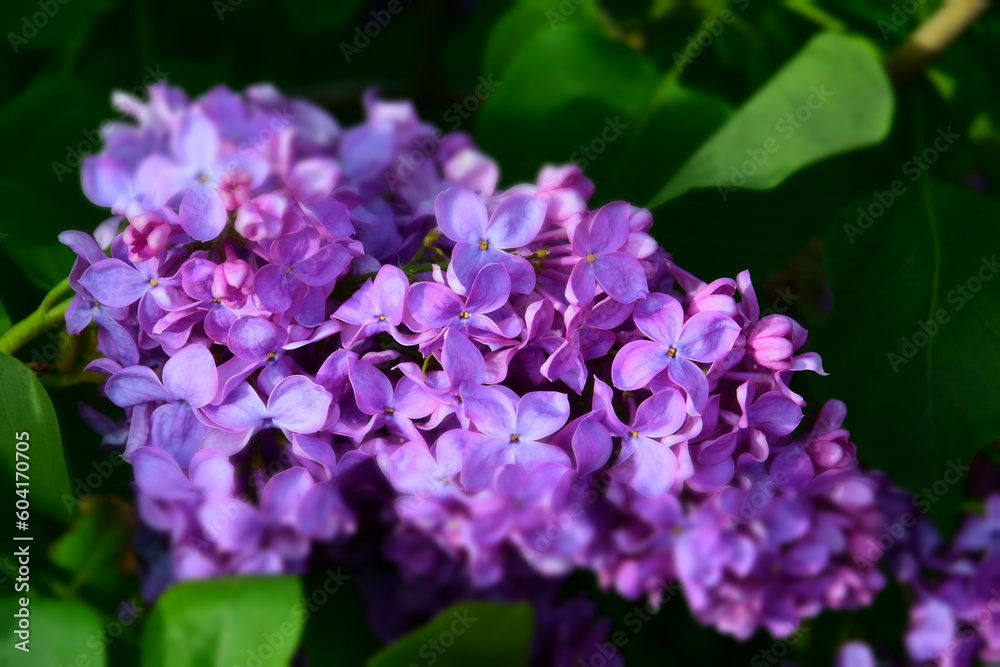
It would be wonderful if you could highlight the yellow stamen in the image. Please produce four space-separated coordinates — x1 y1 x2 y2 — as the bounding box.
667 347 677 358
479 240 489 250
509 434 520 443
458 311 470 319
586 253 596 263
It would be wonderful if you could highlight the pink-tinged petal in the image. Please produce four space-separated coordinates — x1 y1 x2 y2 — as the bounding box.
566 260 596 305
587 201 631 254
294 243 352 286
198 498 263 552
465 263 511 314
162 345 218 408
372 265 408 322
60 230 107 268
497 252 536 295
378 441 444 496
287 157 340 203
633 389 686 438
298 480 354 539
172 112 219 171
593 252 648 303
487 194 546 248
254 265 293 313
435 187 488 244
462 385 515 437
80 259 149 308
789 351 827 374
515 392 569 441
666 357 709 412
611 341 670 391
678 311 740 363
633 293 683 346
348 360 393 415
133 156 192 208
268 375 332 434
572 414 612 474
180 258 217 300
511 440 571 473
618 436 677 497
94 313 140 367
179 182 227 241
442 329 485 387
105 366 171 407
149 403 209 468
261 468 315 523
81 156 131 209
303 198 354 238
189 449 235 497
461 433 512 491
202 382 267 430
748 392 803 436
132 446 196 500
228 317 288 361
393 377 437 419
448 242 488 291
408 283 461 329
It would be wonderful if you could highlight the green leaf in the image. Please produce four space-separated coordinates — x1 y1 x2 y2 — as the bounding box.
815 180 1000 530
0 296 9 333
476 26 659 186
607 76 734 205
0 77 106 289
482 0 605 78
50 497 133 597
0 0 115 52
143 576 304 667
284 0 362 33
0 597 106 666
368 601 533 667
649 32 893 206
0 351 72 521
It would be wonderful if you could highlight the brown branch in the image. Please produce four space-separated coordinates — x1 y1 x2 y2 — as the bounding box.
887 0 992 85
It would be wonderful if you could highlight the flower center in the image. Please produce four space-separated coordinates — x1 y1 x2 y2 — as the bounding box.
458 311 470 319
586 253 596 263
285 266 293 274
509 434 520 443
266 352 276 360
384 407 395 414
667 346 678 358
149 278 159 286
629 430 639 438
479 240 489 250
378 315 387 321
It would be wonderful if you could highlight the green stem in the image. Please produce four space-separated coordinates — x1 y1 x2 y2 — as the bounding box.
0 298 73 356
39 278 72 313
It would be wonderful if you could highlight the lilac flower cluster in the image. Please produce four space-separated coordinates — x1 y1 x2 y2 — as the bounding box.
64 82 888 655
854 485 1000 665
